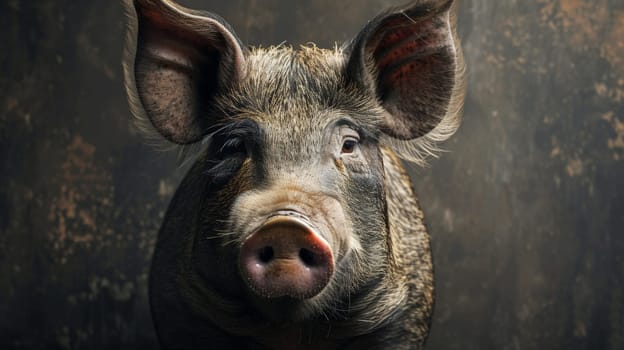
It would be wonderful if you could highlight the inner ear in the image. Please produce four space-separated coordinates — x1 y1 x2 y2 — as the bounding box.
124 0 246 144
346 0 462 141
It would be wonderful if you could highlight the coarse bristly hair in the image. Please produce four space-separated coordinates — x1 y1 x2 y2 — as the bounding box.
122 0 465 168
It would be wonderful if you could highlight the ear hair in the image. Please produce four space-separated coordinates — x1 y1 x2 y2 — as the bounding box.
346 0 465 165
123 0 164 147
122 0 245 147
383 11 465 167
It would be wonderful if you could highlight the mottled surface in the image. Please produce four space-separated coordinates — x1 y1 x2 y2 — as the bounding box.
0 0 622 349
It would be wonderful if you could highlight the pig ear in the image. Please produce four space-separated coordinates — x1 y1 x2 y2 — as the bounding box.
123 0 245 144
346 0 465 162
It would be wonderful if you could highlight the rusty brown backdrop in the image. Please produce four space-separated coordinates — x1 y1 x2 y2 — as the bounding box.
1 0 623 349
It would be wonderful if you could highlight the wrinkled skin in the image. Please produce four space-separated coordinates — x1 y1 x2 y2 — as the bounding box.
122 0 465 349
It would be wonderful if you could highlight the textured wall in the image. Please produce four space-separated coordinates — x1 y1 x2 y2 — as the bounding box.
1 0 622 349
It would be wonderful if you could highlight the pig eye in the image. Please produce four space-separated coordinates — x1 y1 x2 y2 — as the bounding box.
218 137 247 158
341 138 358 154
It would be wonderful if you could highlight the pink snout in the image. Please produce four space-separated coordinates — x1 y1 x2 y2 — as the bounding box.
239 215 334 299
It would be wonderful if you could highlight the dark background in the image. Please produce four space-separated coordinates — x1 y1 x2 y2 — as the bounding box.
1 0 623 349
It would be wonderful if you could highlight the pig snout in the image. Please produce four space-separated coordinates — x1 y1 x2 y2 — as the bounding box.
239 213 334 300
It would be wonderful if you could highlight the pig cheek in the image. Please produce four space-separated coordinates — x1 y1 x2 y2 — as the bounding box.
212 160 258 243
326 201 359 261
332 157 385 259
344 166 387 241
193 161 256 286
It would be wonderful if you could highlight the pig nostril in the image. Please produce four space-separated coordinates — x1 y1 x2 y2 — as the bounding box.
299 248 316 267
239 217 336 299
258 246 274 263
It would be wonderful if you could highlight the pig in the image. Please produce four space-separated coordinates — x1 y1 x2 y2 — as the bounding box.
122 0 464 349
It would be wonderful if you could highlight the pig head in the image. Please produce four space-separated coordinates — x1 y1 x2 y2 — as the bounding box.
122 0 464 349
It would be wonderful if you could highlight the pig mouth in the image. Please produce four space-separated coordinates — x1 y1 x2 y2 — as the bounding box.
238 211 335 300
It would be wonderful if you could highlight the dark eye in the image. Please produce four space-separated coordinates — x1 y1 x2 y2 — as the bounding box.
341 138 358 154
218 137 247 158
